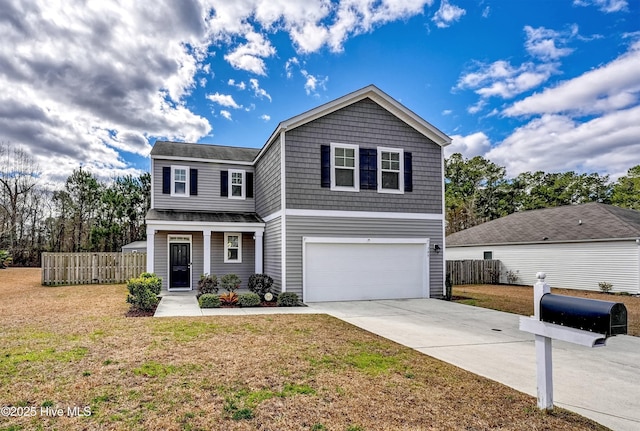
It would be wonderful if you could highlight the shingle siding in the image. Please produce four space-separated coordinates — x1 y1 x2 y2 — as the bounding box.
153 159 255 212
285 215 444 300
285 99 443 213
255 139 281 217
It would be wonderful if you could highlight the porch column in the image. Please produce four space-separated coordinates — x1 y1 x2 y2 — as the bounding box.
203 229 211 275
254 230 263 274
146 227 155 273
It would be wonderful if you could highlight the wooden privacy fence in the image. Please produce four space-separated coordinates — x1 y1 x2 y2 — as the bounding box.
41 252 147 285
446 259 502 285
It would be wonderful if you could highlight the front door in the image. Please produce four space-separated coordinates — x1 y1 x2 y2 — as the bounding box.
170 242 191 289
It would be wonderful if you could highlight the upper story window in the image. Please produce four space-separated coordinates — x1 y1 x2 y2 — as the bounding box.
171 165 189 196
331 143 359 191
377 147 404 194
229 169 245 199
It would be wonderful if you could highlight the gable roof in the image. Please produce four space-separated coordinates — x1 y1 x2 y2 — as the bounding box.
447 203 640 247
151 141 259 164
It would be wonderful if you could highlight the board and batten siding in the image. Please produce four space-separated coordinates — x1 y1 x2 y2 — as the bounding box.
264 217 282 292
255 139 281 217
446 240 640 294
210 232 255 290
284 98 443 214
285 215 444 300
153 159 255 213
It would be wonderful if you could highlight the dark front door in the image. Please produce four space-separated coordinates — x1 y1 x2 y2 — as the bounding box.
170 242 191 289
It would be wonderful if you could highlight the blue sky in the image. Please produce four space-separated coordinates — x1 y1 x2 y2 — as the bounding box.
1 0 639 187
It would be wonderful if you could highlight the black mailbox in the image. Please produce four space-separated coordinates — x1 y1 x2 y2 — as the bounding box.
540 294 627 336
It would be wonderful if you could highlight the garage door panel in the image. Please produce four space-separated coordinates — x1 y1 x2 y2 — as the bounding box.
304 241 428 302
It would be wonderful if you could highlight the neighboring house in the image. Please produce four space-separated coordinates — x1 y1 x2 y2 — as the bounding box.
146 85 451 301
446 203 640 294
121 241 147 254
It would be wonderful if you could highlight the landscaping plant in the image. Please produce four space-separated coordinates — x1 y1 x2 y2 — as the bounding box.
198 273 219 297
598 281 613 294
248 273 274 299
221 273 241 292
198 293 221 308
238 293 261 307
220 292 239 306
126 273 161 311
0 250 12 269
277 292 299 307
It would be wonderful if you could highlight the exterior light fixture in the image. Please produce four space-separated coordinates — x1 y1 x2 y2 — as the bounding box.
433 244 441 254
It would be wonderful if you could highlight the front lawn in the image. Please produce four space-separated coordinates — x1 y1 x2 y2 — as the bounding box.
452 284 640 337
0 268 608 430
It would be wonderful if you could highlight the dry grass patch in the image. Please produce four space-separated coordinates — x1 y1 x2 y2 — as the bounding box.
0 268 610 430
453 284 640 336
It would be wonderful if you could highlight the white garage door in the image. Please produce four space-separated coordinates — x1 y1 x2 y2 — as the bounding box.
303 237 429 302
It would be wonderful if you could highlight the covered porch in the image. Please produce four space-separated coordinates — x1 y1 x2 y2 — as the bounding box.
146 210 265 291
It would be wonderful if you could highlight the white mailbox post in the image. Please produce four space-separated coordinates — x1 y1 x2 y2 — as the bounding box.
519 272 619 410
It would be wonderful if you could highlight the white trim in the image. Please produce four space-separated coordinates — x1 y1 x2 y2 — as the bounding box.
146 227 155 273
285 208 443 220
224 232 242 263
228 169 246 200
262 210 282 223
170 165 189 197
330 142 360 192
280 132 287 292
150 158 155 209
167 234 192 291
152 155 254 166
377 146 404 194
146 220 264 233
441 149 447 296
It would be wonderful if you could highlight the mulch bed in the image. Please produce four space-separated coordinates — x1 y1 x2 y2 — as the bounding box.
125 304 158 317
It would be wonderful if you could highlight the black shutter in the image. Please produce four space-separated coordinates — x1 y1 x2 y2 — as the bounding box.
220 171 228 197
404 152 413 192
359 148 377 190
162 167 171 194
246 172 254 198
320 145 331 188
190 169 198 196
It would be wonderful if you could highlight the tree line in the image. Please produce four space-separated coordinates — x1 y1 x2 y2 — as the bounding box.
0 144 150 266
445 153 640 235
1 143 639 266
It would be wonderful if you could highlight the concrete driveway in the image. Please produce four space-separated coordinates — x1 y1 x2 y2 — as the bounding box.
307 299 640 431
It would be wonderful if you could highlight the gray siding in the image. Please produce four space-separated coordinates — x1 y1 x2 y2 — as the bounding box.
210 232 256 290
264 217 282 292
285 98 443 213
153 159 255 212
285 215 444 300
255 139 281 217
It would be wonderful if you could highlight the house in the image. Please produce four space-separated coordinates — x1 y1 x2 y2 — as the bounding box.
121 241 147 254
446 202 640 294
146 85 451 301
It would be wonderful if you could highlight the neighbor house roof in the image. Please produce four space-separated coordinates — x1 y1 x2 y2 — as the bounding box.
447 203 640 247
151 141 260 164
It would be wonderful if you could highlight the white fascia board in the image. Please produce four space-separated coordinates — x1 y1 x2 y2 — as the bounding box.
146 220 264 233
151 154 254 166
303 237 429 245
447 237 639 248
262 211 282 223
286 208 443 220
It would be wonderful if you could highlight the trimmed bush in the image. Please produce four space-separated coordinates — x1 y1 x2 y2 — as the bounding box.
126 273 161 311
247 274 274 299
198 274 219 296
0 250 12 269
277 292 299 307
221 273 241 292
199 293 221 308
598 281 613 294
238 293 261 307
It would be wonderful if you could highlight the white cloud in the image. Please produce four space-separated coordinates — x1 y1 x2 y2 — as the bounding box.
442 109 452 115
223 31 276 75
250 79 272 101
524 26 574 61
260 114 271 122
220 110 233 120
481 6 490 18
228 79 247 90
573 0 628 13
504 41 640 117
206 93 242 109
446 132 492 158
285 57 300 78
301 70 329 96
432 0 466 28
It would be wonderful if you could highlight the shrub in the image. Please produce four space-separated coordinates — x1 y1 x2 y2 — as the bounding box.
506 270 520 285
199 293 221 308
198 274 219 296
238 293 261 307
221 274 241 292
247 274 274 299
277 292 299 307
0 250 12 269
126 274 161 311
598 281 613 294
220 292 239 306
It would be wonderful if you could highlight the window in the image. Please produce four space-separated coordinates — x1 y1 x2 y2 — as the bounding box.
377 147 404 193
331 143 359 191
484 251 493 260
224 233 242 263
171 166 189 196
229 169 245 199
